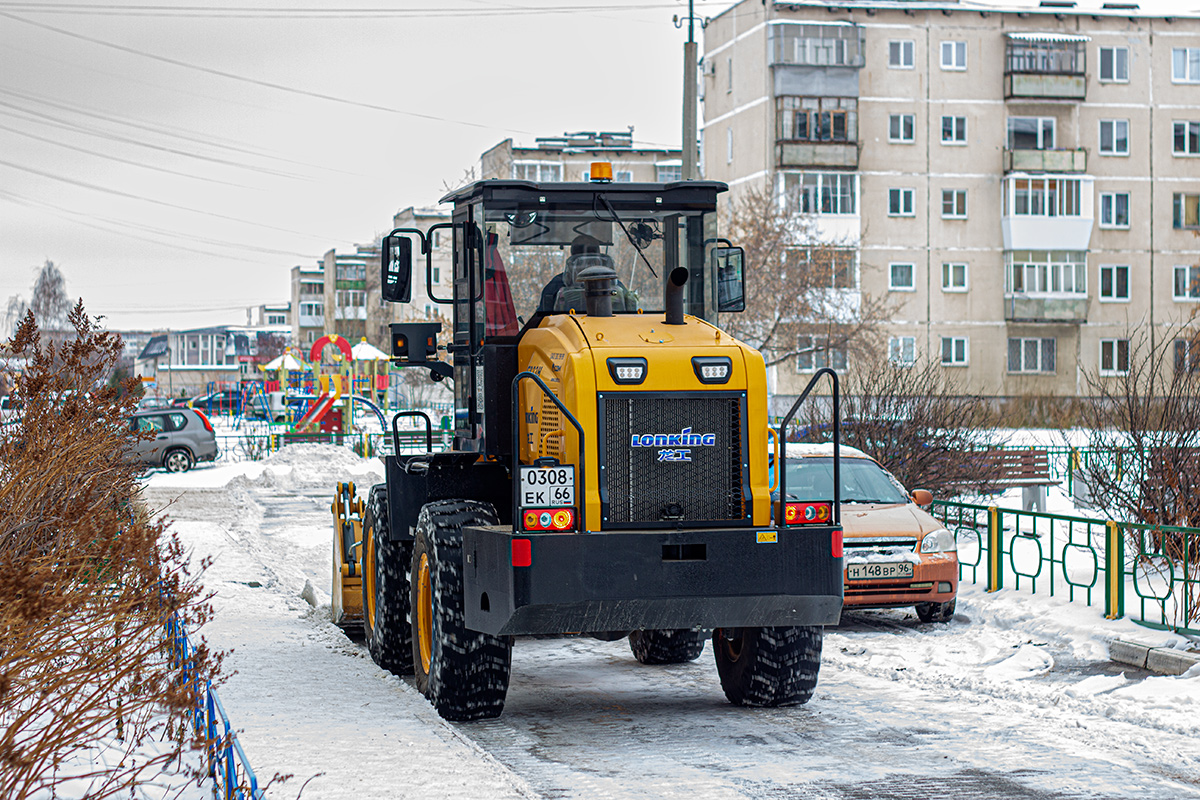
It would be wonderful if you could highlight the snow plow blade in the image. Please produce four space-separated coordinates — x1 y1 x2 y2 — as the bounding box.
331 481 364 632
461 525 844 636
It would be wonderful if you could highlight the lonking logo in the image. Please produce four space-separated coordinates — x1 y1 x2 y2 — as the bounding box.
629 427 717 448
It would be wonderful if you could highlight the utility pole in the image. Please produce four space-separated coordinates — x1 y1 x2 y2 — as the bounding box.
676 2 705 180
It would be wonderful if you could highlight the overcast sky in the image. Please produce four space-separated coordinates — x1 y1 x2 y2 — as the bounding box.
0 0 1191 331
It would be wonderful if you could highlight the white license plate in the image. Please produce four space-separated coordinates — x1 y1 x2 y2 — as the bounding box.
519 465 575 507
847 562 914 581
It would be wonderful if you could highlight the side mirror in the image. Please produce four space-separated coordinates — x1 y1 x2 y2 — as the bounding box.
714 246 746 313
381 235 413 303
911 489 933 506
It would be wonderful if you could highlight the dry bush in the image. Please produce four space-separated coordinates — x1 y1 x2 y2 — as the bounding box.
794 357 1006 498
0 304 220 799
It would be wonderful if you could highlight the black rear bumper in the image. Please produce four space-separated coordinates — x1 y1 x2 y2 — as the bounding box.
462 524 844 636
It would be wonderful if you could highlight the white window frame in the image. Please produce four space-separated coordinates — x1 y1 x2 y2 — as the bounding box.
1099 339 1130 376
1099 46 1129 83
889 113 915 143
1099 264 1130 302
888 187 915 217
889 40 914 69
1099 119 1129 156
1099 192 1130 229
1007 117 1056 151
1173 47 1200 84
726 128 733 164
1174 265 1200 300
1175 338 1200 374
941 336 969 366
941 40 967 71
513 161 563 182
1175 193 1200 230
615 170 633 182
942 189 968 219
942 262 968 292
783 172 858 216
889 262 916 291
1175 121 1200 156
1006 251 1087 296
889 336 916 366
1008 337 1057 374
941 115 967 145
796 335 847 372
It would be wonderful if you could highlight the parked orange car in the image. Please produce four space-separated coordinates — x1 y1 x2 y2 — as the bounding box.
775 443 958 622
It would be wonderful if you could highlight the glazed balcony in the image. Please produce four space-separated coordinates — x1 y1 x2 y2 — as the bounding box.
1004 33 1088 101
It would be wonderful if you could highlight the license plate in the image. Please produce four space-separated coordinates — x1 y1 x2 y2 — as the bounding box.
847 562 914 581
519 465 575 507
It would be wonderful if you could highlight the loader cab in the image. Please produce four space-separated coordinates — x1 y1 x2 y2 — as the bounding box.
382 178 745 458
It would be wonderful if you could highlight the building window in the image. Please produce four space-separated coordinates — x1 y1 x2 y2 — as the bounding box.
1006 38 1085 74
889 262 915 291
300 281 323 295
615 170 633 182
1100 265 1130 302
656 163 682 182
941 40 967 71
513 162 562 181
796 335 847 372
1175 338 1200 373
942 189 968 219
777 97 856 142
941 116 967 145
1099 192 1130 228
889 113 914 143
336 263 366 281
1173 48 1200 83
770 22 864 68
942 262 968 292
1174 265 1200 300
784 172 857 215
792 247 858 289
267 314 285 325
1175 122 1200 156
1099 119 1129 155
727 56 733 93
1006 251 1087 295
889 336 915 366
1005 177 1082 217
888 188 914 216
1099 339 1130 376
1099 46 1129 82
431 266 441 283
1008 337 1056 373
726 128 733 164
1173 194 1200 229
1007 117 1055 150
889 39 914 69
941 337 968 366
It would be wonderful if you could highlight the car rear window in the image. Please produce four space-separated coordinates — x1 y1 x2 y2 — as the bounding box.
167 412 188 431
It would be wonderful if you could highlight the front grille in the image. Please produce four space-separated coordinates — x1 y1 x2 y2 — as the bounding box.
601 394 745 526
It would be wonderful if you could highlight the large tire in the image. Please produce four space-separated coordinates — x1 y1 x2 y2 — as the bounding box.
916 599 956 623
712 626 823 707
362 484 413 675
411 500 512 721
628 629 707 665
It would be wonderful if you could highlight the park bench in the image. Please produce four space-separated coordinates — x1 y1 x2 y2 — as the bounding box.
982 448 1059 513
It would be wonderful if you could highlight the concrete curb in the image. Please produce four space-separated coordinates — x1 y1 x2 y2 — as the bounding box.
1110 640 1200 676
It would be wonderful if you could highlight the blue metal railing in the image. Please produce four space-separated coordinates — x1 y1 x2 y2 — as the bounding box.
167 614 263 800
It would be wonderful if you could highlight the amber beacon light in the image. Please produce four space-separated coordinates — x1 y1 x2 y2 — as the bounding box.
589 161 613 182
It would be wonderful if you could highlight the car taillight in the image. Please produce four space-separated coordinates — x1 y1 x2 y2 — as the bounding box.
784 502 832 525
521 507 575 532
193 409 214 433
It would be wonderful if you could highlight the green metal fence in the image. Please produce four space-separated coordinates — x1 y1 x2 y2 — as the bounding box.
932 500 1199 636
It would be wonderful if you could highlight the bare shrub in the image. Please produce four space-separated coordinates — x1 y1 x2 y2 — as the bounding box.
0 304 220 799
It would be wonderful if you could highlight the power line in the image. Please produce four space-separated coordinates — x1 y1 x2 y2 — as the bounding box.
0 2 681 18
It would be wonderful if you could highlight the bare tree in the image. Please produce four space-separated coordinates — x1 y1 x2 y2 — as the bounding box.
721 186 892 367
29 260 72 334
3 296 28 341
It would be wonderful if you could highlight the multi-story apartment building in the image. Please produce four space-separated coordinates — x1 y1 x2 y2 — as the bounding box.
704 0 1200 403
323 247 373 344
246 303 290 328
480 130 683 183
290 265 325 351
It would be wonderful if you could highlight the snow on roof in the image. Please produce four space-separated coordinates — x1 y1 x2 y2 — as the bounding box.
783 442 870 459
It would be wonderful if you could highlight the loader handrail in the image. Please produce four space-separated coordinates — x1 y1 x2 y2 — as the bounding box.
776 367 841 530
511 371 587 533
392 410 433 455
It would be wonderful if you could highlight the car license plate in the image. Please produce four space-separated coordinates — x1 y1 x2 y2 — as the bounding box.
519 465 575 507
847 562 914 581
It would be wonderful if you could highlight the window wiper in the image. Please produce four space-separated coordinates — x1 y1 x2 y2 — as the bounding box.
597 194 659 279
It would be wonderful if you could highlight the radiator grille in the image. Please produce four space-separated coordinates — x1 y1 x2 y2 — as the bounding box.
539 396 562 458
601 394 745 525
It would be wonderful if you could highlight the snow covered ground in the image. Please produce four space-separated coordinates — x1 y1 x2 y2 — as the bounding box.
139 444 1200 800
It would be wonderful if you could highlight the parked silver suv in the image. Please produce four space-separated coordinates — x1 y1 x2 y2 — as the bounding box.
128 408 218 472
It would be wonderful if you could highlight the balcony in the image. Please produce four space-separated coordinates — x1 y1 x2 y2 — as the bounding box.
1004 33 1088 101
1001 175 1094 250
770 20 864 98
777 141 858 169
1004 148 1087 173
1005 295 1088 324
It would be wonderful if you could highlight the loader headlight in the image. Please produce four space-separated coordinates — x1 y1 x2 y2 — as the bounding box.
920 528 957 554
692 356 732 384
607 357 647 385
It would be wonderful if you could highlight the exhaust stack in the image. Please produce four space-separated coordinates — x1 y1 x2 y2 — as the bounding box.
664 267 688 325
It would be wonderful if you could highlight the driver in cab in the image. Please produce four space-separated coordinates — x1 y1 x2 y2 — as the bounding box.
538 235 637 314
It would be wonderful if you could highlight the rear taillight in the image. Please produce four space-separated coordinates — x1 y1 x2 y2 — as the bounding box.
193 409 214 433
832 528 843 557
521 507 575 532
784 501 832 525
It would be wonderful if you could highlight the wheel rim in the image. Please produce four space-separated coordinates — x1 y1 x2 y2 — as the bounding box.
718 628 744 662
166 451 188 472
364 527 376 630
417 552 433 674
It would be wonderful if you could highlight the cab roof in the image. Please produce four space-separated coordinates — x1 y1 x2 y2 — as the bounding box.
439 179 729 210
